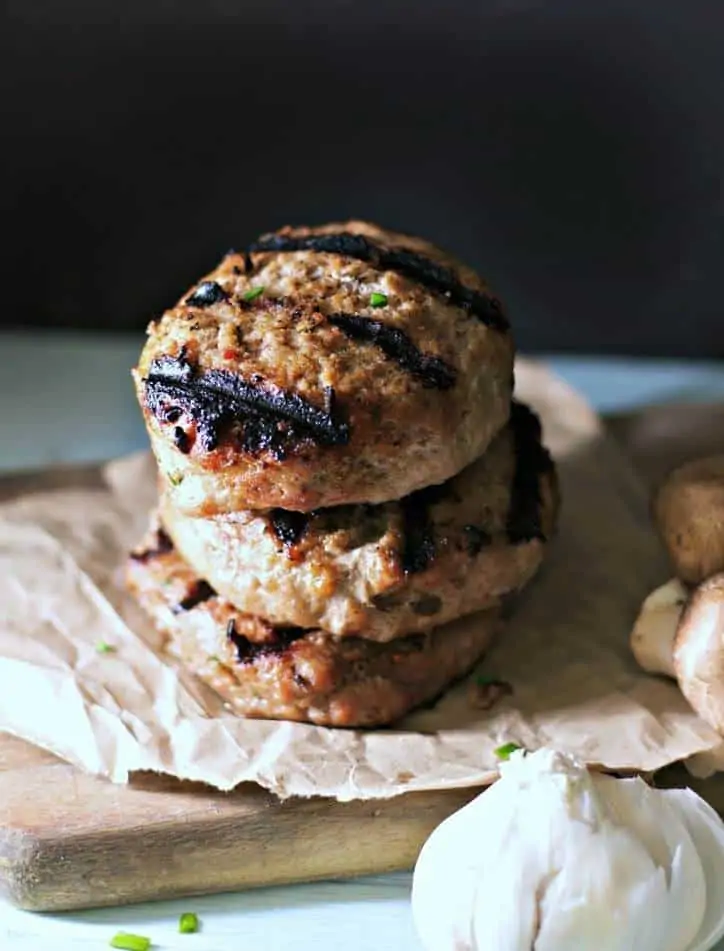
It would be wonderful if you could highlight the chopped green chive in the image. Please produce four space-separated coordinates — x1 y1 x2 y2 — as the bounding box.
476 674 498 686
109 933 151 951
179 912 200 934
96 641 116 654
494 742 522 761
169 472 184 486
369 292 388 308
243 285 265 302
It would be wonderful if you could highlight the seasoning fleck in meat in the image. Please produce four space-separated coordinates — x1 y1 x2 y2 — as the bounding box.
463 524 492 556
269 509 309 548
173 426 191 454
174 580 216 612
129 527 174 562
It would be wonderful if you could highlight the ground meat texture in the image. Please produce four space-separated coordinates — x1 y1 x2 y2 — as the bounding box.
133 219 515 514
159 402 560 641
124 526 503 728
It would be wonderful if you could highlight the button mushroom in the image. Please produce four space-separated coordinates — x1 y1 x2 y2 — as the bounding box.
631 575 724 735
675 574 724 734
654 455 724 585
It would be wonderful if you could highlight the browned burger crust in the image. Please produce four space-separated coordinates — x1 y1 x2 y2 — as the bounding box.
160 402 559 641
133 220 515 514
125 525 501 727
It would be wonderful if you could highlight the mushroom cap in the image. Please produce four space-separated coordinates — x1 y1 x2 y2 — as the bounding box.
654 455 724 585
674 573 724 734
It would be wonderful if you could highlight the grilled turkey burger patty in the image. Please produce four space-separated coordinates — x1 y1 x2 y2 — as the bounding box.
133 220 514 515
125 523 502 728
159 402 559 641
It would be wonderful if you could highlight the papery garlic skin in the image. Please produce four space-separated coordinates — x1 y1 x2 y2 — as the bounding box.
411 748 724 951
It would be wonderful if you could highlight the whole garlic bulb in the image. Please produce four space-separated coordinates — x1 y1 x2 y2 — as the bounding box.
411 748 724 951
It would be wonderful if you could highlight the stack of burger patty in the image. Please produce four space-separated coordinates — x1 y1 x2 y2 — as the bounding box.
127 221 559 727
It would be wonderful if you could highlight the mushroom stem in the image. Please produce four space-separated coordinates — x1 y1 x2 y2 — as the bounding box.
630 579 689 678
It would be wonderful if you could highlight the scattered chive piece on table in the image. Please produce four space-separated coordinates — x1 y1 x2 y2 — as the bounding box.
179 912 200 934
242 285 265 302
109 933 151 951
96 641 116 654
494 742 522 761
369 292 388 307
169 473 184 486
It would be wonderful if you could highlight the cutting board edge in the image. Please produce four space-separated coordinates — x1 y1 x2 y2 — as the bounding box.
0 783 479 912
2 851 414 913
6 756 724 911
0 825 45 910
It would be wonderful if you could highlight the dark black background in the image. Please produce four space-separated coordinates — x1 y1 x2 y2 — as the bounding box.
2 0 723 355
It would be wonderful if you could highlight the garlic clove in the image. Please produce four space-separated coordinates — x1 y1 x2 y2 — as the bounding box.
572 775 706 951
506 771 706 951
630 578 689 677
411 793 490 951
666 788 724 951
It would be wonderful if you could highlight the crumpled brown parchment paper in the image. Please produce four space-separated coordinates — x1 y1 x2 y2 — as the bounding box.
1 359 720 800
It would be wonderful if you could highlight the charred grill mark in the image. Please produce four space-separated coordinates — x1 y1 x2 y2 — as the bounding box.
174 579 216 613
506 402 555 544
269 509 309 548
185 280 228 307
390 632 427 656
144 353 350 457
226 618 308 664
399 483 448 574
292 669 311 688
224 249 254 275
129 527 174 562
411 595 443 616
248 232 508 331
173 426 191 453
463 524 492 556
328 314 456 390
401 515 435 574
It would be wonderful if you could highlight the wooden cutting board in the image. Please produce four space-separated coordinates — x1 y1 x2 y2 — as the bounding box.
2 732 724 913
0 732 479 911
